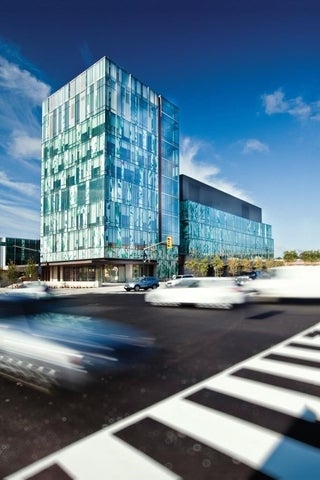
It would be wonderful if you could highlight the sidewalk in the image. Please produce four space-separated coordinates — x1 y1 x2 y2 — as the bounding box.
54 283 166 295
0 283 126 296
52 283 126 295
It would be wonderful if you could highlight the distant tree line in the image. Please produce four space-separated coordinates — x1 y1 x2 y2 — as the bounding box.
184 250 320 278
184 254 284 277
283 250 320 263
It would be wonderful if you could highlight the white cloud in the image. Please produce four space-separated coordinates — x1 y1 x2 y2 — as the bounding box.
180 136 253 202
262 88 320 120
0 169 40 238
0 170 39 198
0 55 50 165
7 131 41 159
0 52 47 240
262 89 288 114
310 101 320 120
242 138 269 154
180 136 220 180
0 200 40 238
287 97 311 118
0 56 50 104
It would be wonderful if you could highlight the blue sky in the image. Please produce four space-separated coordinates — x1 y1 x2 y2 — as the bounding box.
1 0 320 257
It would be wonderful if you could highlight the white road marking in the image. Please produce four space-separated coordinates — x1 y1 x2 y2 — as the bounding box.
6 321 320 480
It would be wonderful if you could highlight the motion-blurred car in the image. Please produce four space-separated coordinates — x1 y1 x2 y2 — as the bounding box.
124 276 160 292
165 274 194 287
0 281 52 300
235 270 261 286
145 277 246 309
241 266 320 300
0 306 155 392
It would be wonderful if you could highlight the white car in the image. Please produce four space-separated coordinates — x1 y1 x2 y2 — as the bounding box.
146 277 246 309
165 274 194 287
1 281 52 300
241 265 320 300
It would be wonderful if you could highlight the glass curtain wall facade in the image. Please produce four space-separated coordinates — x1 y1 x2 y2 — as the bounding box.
179 176 274 262
180 201 274 259
41 57 179 282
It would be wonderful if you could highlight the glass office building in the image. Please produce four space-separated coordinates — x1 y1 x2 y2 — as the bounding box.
179 175 274 263
0 237 40 269
41 57 179 283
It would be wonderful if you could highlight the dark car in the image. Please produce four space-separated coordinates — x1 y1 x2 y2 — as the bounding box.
124 276 160 292
235 270 261 286
0 302 155 392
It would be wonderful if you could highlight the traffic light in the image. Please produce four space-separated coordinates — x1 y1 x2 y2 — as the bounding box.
166 236 173 249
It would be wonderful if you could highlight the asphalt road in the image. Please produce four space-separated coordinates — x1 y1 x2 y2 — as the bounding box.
1 293 320 479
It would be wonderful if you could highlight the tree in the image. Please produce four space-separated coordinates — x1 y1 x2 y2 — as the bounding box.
283 250 299 263
185 257 209 277
7 261 19 285
265 258 283 269
299 250 320 263
252 257 263 270
227 257 240 277
24 257 38 280
240 258 252 272
212 256 225 277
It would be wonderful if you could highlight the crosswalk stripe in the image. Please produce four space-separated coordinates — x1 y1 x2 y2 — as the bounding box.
114 416 273 480
149 397 320 479
288 340 320 351
243 356 320 384
265 352 320 368
272 344 320 361
204 374 320 418
304 329 320 338
232 367 320 397
6 433 180 480
6 321 320 479
59 433 181 480
186 388 320 449
291 337 320 347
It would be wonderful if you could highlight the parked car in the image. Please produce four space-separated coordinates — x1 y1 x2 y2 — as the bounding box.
124 276 160 292
241 266 320 300
0 306 155 391
166 274 194 287
145 277 246 309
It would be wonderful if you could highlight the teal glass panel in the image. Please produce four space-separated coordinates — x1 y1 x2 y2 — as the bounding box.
180 201 274 259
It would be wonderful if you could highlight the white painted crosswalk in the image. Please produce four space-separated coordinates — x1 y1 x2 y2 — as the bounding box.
6 322 320 479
